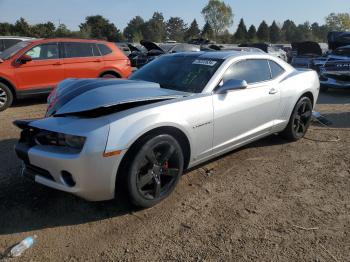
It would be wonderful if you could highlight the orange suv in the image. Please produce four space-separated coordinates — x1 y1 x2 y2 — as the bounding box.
0 38 132 111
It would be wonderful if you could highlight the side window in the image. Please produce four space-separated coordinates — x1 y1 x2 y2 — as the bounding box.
269 60 285 79
0 40 4 51
64 42 94 58
223 59 271 84
25 43 59 60
97 44 112 56
4 39 21 49
92 44 101 56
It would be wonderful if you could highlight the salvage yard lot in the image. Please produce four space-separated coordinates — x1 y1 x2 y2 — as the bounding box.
0 91 349 261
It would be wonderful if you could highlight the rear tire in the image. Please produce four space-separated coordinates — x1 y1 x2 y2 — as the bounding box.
125 134 184 208
281 96 313 141
0 83 13 112
101 73 119 79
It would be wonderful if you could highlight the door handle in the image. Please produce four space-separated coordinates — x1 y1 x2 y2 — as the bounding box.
94 59 102 62
52 61 62 66
269 88 278 95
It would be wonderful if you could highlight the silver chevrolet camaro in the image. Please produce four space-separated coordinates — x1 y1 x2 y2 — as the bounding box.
15 51 320 207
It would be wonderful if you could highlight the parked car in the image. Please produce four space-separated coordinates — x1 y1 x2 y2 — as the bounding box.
319 45 350 90
0 38 132 111
239 43 287 61
202 44 265 53
14 51 319 207
291 41 323 69
128 40 200 68
0 36 35 53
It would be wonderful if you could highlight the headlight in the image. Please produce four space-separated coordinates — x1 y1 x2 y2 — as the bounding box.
35 131 86 150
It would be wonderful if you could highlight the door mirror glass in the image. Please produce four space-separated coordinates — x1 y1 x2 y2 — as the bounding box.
17 54 32 64
216 79 248 94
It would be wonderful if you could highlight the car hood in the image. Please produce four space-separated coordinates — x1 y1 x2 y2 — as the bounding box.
140 40 164 53
328 31 350 50
293 41 322 56
46 78 190 117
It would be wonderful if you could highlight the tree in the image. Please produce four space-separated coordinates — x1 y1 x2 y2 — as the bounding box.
281 19 298 42
311 22 328 42
0 22 14 35
296 22 313 42
269 21 281 43
184 19 201 41
13 18 31 36
141 12 166 42
247 25 257 41
234 18 248 42
257 20 269 42
79 15 124 42
166 17 187 42
201 21 214 39
123 16 145 42
217 30 232 43
325 12 350 31
201 0 233 39
31 22 56 38
55 24 73 37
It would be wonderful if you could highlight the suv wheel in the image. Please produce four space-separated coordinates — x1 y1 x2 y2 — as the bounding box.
0 83 13 112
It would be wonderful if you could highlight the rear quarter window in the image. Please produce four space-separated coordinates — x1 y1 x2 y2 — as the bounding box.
64 42 95 58
269 60 285 79
97 44 113 56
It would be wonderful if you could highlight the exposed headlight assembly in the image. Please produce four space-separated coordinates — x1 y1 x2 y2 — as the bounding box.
35 131 86 150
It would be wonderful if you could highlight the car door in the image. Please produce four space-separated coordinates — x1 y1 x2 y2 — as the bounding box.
62 42 102 78
212 59 281 155
14 42 64 91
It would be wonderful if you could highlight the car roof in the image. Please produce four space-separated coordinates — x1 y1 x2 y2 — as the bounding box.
29 38 111 44
170 50 266 60
0 36 35 40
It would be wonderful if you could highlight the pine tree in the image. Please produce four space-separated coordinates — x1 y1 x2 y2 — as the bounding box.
257 20 269 42
234 18 248 42
269 21 281 43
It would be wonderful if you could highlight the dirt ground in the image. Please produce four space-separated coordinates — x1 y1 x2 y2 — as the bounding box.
0 90 349 262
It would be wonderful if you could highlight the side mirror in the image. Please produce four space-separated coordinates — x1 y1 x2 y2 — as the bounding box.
216 79 248 94
17 54 32 64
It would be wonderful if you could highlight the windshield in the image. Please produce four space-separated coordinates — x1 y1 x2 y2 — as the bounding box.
0 41 31 60
129 55 223 93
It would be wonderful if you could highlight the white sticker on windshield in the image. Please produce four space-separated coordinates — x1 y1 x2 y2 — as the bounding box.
192 59 217 66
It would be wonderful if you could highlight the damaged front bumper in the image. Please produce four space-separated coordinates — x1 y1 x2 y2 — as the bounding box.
14 117 124 201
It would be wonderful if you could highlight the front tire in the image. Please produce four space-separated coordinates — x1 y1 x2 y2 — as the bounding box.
281 96 313 141
126 134 184 208
0 83 13 112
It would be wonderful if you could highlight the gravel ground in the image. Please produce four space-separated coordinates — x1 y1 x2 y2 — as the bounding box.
0 90 349 261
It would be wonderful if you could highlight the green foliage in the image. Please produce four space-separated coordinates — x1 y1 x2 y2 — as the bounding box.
234 18 248 42
185 19 201 41
166 17 187 42
201 0 234 38
79 15 124 42
269 21 281 43
123 16 145 42
325 13 350 31
247 25 257 41
257 20 269 42
201 22 214 39
141 12 167 42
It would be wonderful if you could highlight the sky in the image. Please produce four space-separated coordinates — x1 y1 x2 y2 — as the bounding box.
0 0 349 32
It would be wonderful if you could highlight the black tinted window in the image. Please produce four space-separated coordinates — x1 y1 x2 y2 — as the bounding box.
269 60 285 79
223 59 271 84
25 43 59 60
0 40 4 51
92 44 100 56
4 39 21 49
64 42 94 58
98 44 112 55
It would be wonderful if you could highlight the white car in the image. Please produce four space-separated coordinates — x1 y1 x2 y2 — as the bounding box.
15 51 320 207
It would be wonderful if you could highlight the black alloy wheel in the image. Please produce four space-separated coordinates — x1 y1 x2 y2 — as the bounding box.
126 134 184 208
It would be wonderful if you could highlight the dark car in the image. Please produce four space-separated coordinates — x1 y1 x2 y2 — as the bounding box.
128 40 200 68
290 41 324 69
0 37 35 53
